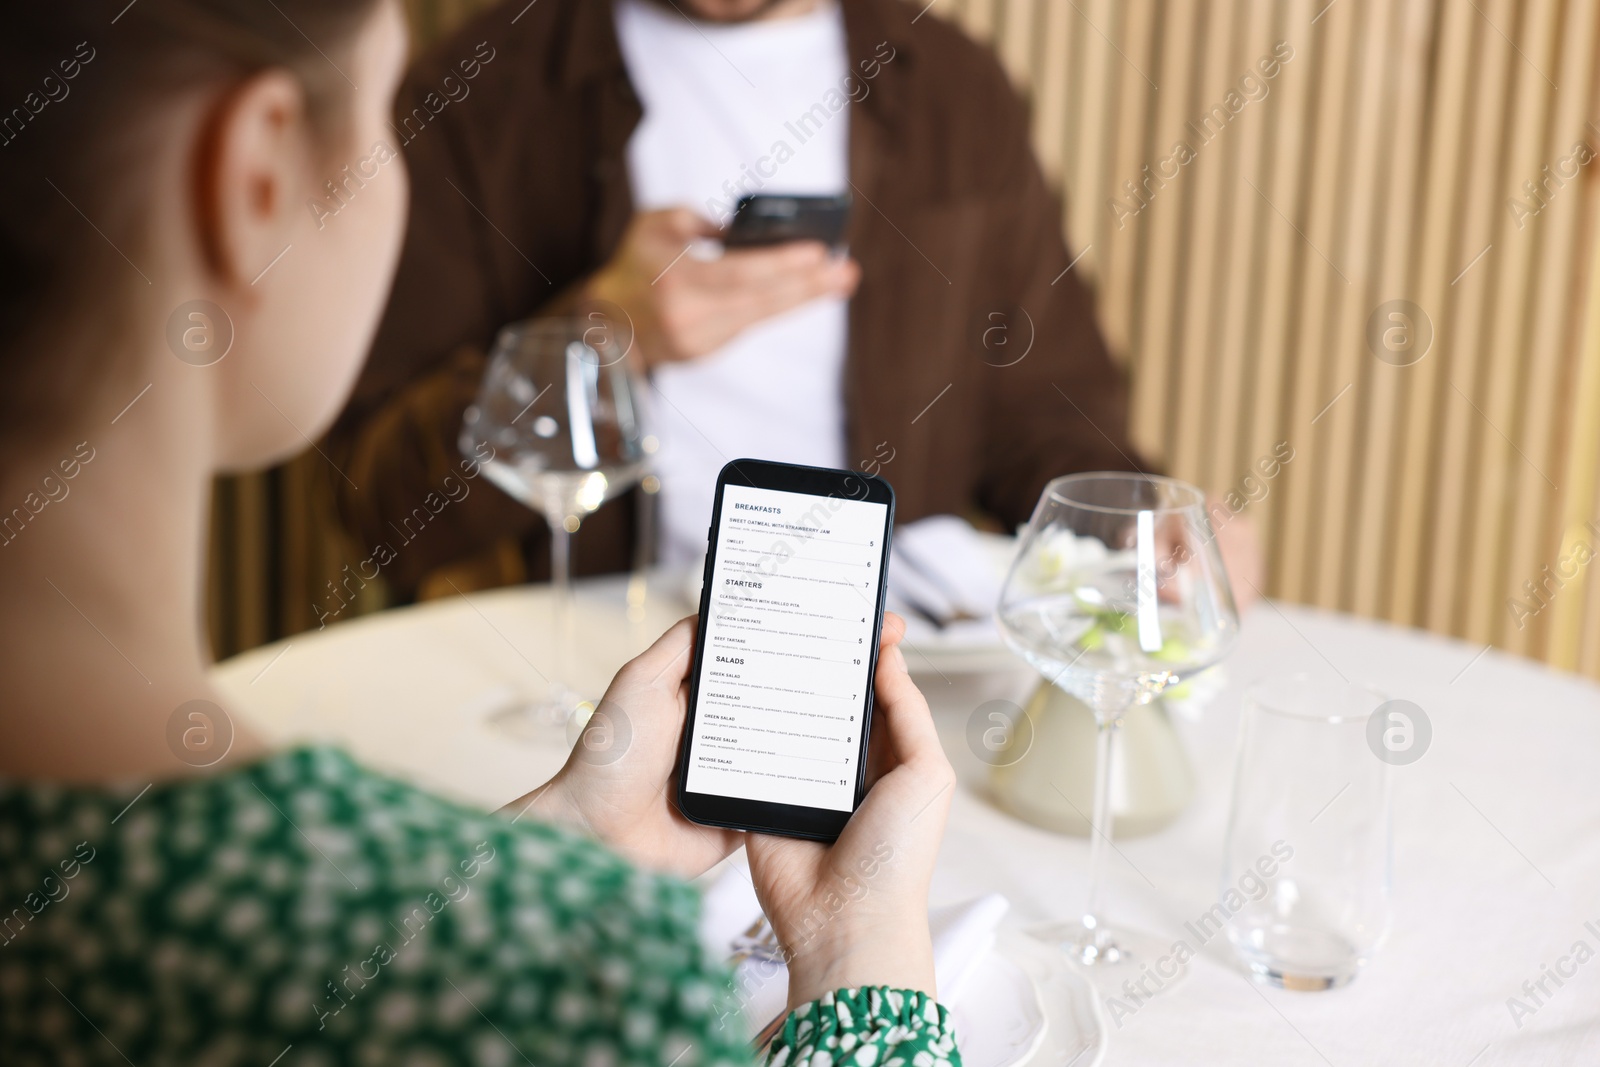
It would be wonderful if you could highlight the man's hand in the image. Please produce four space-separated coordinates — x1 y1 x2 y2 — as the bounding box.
583 208 859 370
1207 497 1264 611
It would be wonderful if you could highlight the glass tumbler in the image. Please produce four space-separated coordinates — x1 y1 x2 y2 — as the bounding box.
1221 673 1393 989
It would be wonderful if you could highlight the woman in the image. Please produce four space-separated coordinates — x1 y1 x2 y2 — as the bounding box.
0 2 960 1064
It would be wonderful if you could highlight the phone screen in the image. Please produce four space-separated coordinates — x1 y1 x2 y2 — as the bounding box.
685 482 890 813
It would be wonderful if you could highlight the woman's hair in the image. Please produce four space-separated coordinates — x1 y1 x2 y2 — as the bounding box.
0 0 382 442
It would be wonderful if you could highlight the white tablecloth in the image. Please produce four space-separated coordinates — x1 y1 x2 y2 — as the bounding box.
213 575 1600 1066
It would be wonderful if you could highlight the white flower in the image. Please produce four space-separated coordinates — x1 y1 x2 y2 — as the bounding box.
1023 528 1112 589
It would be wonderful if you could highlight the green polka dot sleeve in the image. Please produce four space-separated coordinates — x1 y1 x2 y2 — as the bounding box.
767 988 959 1067
0 747 960 1066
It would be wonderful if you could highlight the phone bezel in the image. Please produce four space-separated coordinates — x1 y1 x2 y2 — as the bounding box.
675 458 895 842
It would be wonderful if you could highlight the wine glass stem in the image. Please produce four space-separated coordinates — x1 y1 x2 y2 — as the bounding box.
551 518 575 682
628 483 655 623
1082 696 1128 955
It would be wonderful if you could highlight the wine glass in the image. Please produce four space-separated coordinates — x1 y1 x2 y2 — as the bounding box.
997 472 1239 979
459 313 650 732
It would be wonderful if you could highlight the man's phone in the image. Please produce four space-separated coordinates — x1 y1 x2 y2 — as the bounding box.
676 458 895 841
723 194 852 250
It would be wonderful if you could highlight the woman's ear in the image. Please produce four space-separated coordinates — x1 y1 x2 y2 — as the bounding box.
193 70 312 288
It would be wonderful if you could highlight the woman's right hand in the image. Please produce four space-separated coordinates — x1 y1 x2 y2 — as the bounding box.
744 612 957 1008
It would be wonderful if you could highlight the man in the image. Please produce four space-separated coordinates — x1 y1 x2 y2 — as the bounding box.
330 0 1152 600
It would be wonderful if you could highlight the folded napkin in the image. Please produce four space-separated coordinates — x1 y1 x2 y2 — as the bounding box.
884 516 1021 652
697 862 1010 1038
889 516 1001 620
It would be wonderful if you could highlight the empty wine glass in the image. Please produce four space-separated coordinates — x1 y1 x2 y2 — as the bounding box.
997 472 1239 980
460 312 650 732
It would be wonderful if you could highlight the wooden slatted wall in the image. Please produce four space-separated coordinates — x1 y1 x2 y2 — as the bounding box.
942 0 1600 675
210 0 1600 681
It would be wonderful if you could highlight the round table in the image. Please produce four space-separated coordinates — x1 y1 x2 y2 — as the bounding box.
213 574 1600 1066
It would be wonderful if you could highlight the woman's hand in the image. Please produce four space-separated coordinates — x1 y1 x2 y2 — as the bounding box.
745 613 956 1008
508 616 742 880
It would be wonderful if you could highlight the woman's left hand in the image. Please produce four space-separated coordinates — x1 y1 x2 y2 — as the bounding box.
506 615 742 879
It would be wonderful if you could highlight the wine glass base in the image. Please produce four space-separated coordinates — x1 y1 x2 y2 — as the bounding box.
1243 964 1356 991
486 684 588 743
1028 919 1192 992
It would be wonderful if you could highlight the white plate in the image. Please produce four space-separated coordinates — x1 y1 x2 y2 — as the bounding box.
951 944 1047 1067
952 929 1104 1067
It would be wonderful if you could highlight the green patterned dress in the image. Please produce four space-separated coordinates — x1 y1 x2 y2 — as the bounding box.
0 746 960 1067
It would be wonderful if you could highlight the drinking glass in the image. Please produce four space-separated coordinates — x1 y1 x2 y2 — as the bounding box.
997 472 1239 978
1221 674 1393 989
460 313 649 730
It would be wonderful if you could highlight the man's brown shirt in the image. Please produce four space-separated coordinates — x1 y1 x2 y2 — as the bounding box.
330 0 1145 598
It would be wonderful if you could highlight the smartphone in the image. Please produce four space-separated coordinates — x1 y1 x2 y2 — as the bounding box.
723 193 852 250
676 458 895 841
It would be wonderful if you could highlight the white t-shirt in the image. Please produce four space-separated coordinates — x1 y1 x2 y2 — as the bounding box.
613 0 851 565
